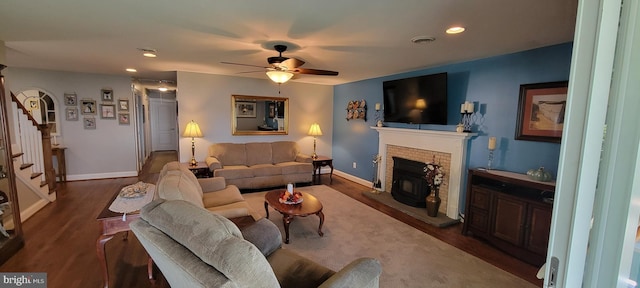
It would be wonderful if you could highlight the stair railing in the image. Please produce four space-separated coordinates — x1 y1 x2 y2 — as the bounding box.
10 92 56 192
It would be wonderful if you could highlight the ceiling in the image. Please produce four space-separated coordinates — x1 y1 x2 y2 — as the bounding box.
0 1 578 86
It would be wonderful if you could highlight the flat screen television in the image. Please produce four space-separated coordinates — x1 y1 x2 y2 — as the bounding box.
383 72 448 125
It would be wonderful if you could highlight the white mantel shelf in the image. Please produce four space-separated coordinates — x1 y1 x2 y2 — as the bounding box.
372 126 477 219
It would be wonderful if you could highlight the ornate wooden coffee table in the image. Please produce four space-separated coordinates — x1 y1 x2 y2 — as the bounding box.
264 190 324 244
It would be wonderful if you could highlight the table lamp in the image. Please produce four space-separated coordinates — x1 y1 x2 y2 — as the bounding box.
308 123 323 159
183 120 203 166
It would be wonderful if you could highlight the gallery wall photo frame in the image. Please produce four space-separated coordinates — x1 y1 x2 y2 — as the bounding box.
83 117 96 129
65 108 79 121
119 113 130 125
515 81 568 143
64 93 77 106
101 89 114 101
235 102 256 118
100 104 116 119
80 99 97 115
118 99 129 111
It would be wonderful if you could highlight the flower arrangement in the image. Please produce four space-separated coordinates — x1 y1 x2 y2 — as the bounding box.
423 162 445 189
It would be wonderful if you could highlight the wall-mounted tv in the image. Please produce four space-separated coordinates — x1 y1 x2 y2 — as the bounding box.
383 72 448 125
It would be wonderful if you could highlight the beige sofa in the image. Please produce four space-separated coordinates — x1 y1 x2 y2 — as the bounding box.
155 161 259 220
205 141 313 190
131 199 382 288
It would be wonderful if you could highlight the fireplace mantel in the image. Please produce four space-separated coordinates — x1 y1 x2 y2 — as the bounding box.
372 127 476 219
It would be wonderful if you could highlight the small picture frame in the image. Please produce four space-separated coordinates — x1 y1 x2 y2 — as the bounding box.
515 81 568 143
81 99 97 115
83 117 96 129
65 107 78 121
235 102 256 118
101 89 113 101
118 99 129 111
64 93 77 106
28 99 39 111
100 104 116 119
119 113 130 125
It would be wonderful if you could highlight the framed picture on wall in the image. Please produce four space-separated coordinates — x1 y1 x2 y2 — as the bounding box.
118 99 129 111
235 102 256 118
100 104 116 119
81 99 96 115
64 93 77 106
515 81 568 143
83 117 96 129
119 113 130 125
65 108 78 121
101 89 113 101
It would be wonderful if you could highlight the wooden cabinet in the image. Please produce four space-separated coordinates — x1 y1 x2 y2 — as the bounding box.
462 169 554 267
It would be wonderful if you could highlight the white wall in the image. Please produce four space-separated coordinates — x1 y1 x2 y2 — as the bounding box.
177 72 334 163
5 68 138 179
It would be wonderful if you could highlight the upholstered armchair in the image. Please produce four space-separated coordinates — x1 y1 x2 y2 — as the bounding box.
155 161 259 220
131 199 382 288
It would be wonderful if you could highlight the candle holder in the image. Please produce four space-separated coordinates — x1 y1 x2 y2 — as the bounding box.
487 149 495 170
461 112 473 132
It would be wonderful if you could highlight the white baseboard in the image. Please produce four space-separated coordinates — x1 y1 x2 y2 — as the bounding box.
20 198 49 222
67 171 138 181
333 170 372 187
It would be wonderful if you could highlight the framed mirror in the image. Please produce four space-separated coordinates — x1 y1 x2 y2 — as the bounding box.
232 95 288 135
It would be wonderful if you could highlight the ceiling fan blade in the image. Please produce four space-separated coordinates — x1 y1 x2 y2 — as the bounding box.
220 61 269 69
235 70 264 74
281 58 305 69
293 68 339 76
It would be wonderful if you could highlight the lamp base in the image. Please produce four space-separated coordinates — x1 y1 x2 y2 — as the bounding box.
190 157 197 167
311 153 318 160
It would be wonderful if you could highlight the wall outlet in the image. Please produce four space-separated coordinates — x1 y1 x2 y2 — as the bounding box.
352 162 357 169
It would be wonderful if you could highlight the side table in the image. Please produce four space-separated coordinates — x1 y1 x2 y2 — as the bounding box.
312 156 333 184
181 162 210 178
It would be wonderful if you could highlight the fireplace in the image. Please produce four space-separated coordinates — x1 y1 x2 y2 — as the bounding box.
391 157 428 207
372 127 475 219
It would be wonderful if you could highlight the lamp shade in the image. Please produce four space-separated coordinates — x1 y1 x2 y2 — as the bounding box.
183 120 203 138
266 70 294 84
308 123 323 136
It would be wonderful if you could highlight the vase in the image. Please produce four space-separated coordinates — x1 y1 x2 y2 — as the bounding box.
425 186 441 217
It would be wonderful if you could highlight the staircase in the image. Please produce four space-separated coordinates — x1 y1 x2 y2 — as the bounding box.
8 92 57 221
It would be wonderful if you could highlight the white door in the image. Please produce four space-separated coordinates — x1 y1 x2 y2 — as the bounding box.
544 0 640 287
149 98 177 151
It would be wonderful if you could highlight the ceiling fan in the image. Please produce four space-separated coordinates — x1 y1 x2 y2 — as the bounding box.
221 45 339 83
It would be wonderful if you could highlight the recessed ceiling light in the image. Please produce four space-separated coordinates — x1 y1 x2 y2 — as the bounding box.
446 26 465 34
125 68 137 72
137 48 157 58
411 36 436 44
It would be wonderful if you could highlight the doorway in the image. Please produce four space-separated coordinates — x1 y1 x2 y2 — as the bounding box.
148 93 178 152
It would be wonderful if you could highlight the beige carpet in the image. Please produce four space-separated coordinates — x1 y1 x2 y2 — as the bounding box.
243 185 536 288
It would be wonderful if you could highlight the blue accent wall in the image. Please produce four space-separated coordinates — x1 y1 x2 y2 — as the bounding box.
333 43 572 194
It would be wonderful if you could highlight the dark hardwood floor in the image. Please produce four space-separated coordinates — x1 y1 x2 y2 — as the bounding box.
0 152 542 287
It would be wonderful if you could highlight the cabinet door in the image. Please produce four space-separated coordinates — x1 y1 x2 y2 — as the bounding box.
525 203 553 255
467 186 492 233
492 193 526 246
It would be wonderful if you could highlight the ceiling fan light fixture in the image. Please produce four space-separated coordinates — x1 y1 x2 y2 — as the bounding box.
138 48 157 58
266 70 294 84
